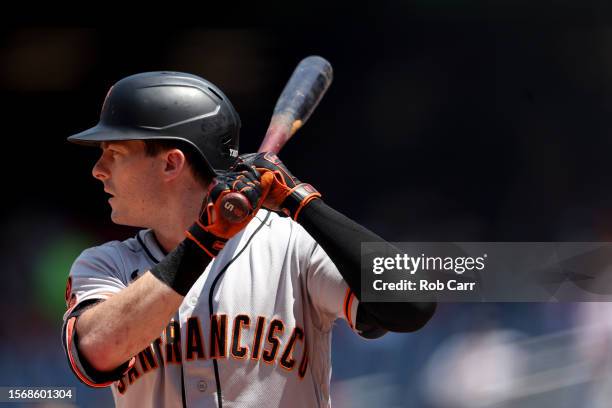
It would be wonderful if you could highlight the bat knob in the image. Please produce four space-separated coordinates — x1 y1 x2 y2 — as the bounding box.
219 192 251 223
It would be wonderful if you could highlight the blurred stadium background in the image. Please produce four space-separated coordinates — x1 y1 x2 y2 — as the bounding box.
3 1 612 406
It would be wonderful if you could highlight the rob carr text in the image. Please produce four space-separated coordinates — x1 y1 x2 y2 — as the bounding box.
373 279 476 291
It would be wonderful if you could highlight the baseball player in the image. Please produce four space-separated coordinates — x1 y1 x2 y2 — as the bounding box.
62 71 436 407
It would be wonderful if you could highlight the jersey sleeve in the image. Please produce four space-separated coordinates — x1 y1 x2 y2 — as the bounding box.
64 243 128 308
303 236 361 334
61 243 134 387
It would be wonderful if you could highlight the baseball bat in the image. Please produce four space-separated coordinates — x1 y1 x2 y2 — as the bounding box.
219 55 333 223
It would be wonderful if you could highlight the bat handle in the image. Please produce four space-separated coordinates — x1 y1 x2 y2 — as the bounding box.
218 114 298 223
218 55 332 224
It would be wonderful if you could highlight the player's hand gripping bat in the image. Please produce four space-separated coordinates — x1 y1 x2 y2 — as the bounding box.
219 55 333 223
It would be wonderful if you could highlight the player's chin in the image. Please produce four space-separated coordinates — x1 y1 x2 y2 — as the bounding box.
110 210 146 228
109 207 129 225
109 210 123 225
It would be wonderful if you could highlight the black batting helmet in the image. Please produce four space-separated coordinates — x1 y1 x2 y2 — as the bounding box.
68 71 240 175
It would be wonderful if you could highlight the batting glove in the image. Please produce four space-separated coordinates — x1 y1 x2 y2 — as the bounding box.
237 152 321 221
186 164 268 257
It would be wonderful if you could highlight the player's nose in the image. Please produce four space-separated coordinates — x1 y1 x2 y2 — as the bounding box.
92 156 110 181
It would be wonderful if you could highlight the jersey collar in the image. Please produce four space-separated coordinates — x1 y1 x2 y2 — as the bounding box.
137 229 167 263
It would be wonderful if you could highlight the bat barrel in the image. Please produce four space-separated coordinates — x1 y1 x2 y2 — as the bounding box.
272 55 333 124
258 56 333 154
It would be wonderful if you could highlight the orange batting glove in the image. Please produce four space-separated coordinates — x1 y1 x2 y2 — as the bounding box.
237 152 321 221
186 164 268 257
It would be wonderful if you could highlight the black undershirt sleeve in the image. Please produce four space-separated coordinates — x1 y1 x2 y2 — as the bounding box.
298 199 436 333
150 239 213 296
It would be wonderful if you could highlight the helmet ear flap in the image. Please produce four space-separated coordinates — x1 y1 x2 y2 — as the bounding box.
67 71 241 175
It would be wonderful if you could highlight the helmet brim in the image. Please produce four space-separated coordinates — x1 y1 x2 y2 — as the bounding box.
67 124 161 146
67 123 227 177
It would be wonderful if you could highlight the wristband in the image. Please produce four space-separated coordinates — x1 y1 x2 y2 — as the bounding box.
149 239 214 296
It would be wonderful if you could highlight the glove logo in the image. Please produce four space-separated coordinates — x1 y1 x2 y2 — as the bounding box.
302 184 316 194
263 152 281 164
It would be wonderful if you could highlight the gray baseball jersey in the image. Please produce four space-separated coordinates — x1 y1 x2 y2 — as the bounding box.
62 209 366 407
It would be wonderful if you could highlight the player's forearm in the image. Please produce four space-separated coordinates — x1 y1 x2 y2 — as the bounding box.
76 272 183 372
77 239 212 372
297 199 436 332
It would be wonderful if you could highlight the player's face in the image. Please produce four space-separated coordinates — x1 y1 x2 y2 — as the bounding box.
92 140 163 227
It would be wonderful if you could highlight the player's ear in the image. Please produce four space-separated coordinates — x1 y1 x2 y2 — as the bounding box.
161 148 187 181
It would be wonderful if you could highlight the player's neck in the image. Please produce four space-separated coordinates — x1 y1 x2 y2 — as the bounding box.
152 228 186 254
150 182 209 253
